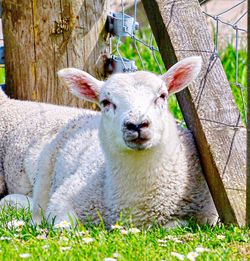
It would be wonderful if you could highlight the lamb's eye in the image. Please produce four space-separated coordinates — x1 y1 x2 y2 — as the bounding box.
101 99 111 107
155 93 167 105
155 92 167 104
159 93 167 100
100 99 116 110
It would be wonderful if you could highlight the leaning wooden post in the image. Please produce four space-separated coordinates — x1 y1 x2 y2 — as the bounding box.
142 0 246 226
2 0 108 108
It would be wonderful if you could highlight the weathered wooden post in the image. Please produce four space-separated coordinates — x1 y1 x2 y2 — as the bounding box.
142 0 246 225
2 0 109 108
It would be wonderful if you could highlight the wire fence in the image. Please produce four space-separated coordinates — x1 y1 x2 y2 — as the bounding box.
202 0 247 124
0 0 247 126
0 1 247 116
109 0 248 125
108 0 163 74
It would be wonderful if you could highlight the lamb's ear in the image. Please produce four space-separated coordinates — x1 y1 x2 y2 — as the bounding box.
58 68 104 103
161 56 202 95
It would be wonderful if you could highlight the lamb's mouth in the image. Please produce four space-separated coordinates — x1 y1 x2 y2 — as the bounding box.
124 138 151 150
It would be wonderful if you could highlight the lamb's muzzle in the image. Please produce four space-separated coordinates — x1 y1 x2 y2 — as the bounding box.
123 119 152 150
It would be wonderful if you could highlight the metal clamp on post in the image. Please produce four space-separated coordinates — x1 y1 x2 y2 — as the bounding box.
107 12 139 37
0 46 4 64
106 11 139 74
0 0 2 18
106 56 137 74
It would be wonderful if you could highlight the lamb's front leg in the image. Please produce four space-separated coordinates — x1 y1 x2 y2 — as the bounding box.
32 144 57 224
44 170 98 227
46 196 78 226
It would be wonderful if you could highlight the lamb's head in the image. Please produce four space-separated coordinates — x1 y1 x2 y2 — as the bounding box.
58 56 202 152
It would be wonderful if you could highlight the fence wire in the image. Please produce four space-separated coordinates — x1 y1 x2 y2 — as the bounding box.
109 0 247 126
109 1 163 74
202 0 247 124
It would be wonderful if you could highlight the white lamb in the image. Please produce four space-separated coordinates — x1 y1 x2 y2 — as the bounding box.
0 56 218 227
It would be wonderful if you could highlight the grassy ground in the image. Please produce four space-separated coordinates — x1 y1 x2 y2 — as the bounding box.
0 206 249 260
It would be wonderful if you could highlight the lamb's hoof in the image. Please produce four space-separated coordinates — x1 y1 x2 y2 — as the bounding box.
31 214 43 226
165 219 188 229
47 211 78 229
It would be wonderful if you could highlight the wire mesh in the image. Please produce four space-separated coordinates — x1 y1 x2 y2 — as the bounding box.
109 1 163 74
202 0 247 124
109 0 247 126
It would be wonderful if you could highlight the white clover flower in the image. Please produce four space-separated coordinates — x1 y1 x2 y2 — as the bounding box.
216 235 226 240
158 239 167 243
60 236 69 241
42 244 50 249
171 252 185 260
7 219 25 229
187 251 199 261
75 231 85 236
104 258 117 261
19 253 31 259
53 220 71 229
82 237 94 243
120 229 128 235
113 252 119 258
165 235 183 243
0 236 11 241
36 234 47 240
128 228 140 234
60 246 72 251
111 224 123 230
195 246 211 253
37 228 48 234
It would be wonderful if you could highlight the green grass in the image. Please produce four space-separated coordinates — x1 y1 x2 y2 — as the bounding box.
0 68 5 84
0 206 249 260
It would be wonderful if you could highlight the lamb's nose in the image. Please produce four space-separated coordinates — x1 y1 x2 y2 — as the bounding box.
124 120 150 133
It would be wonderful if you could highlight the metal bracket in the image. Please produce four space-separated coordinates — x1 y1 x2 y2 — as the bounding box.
106 56 137 74
0 84 6 92
0 46 4 64
0 0 2 18
107 12 139 37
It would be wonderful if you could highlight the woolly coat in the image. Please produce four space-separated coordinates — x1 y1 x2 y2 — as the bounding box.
0 89 218 227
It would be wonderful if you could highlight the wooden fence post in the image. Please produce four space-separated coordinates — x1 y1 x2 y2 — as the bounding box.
142 0 246 226
2 0 109 108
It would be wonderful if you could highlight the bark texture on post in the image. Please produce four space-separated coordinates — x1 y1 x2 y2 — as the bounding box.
142 0 246 226
2 0 109 108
